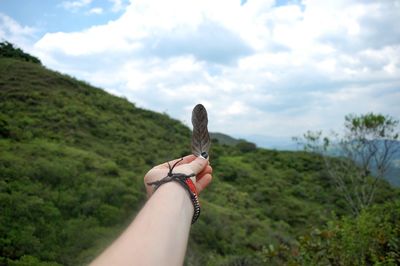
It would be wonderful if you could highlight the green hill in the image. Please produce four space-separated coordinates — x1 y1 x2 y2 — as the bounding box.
1 46 399 265
210 132 241 146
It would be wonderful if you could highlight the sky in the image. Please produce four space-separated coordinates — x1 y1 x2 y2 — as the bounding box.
1 0 400 148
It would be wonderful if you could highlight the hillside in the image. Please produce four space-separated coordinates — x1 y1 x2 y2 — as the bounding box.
1 49 399 265
210 132 241 146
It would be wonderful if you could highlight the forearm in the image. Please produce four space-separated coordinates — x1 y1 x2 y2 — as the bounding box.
91 182 193 266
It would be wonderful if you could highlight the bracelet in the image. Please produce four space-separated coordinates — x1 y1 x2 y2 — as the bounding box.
170 177 201 224
147 158 201 224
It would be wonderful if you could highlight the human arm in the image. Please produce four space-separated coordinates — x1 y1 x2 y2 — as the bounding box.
90 154 212 266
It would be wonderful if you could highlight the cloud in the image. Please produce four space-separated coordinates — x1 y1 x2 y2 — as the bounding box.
0 13 37 49
26 0 400 145
318 1 400 52
61 0 92 10
109 0 126 12
143 21 253 64
87 7 104 15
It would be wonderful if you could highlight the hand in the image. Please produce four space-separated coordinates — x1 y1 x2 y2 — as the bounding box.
144 154 213 197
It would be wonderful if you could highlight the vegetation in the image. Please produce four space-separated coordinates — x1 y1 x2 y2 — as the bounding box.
295 113 400 216
1 43 399 265
265 200 400 265
210 132 241 146
0 42 41 65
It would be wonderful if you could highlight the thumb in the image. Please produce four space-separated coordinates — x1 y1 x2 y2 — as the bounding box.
187 155 209 175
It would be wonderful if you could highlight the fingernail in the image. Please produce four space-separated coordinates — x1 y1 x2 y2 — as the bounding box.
200 151 208 159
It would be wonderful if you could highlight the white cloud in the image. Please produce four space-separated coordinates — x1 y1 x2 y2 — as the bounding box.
61 0 92 10
26 0 400 146
0 13 37 50
88 7 104 15
109 0 126 12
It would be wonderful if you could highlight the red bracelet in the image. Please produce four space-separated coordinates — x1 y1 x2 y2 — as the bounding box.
184 178 200 223
149 175 201 224
146 159 201 224
185 178 197 195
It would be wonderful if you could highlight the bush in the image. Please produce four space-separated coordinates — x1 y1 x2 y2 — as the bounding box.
290 200 400 265
0 42 41 64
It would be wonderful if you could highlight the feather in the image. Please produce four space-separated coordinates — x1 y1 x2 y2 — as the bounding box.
191 104 211 157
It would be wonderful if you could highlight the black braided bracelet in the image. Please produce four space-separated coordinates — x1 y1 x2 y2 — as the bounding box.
147 158 201 224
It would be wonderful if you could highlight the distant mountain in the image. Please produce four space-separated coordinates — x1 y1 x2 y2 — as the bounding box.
241 134 300 150
380 140 400 186
209 132 241 146
326 139 400 187
386 165 400 186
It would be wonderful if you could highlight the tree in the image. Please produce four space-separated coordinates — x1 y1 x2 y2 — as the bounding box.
294 113 400 216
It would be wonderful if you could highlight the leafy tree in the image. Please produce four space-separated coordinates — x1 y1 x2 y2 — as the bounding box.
295 113 400 215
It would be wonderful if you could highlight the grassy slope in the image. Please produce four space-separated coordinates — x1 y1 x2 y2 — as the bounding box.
0 57 398 265
0 58 191 265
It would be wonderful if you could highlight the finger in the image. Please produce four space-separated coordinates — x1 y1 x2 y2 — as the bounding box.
155 154 196 169
187 156 209 175
196 174 212 194
197 165 212 181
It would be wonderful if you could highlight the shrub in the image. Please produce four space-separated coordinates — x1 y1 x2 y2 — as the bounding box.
291 200 400 265
0 42 41 64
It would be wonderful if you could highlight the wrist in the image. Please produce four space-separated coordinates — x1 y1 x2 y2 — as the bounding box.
147 172 201 224
154 181 194 222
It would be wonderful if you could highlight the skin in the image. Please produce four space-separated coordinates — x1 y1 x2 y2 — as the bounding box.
90 154 213 266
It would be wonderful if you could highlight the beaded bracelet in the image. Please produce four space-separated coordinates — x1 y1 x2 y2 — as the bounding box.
147 158 201 224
